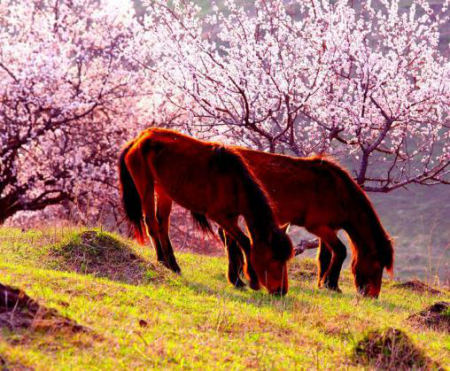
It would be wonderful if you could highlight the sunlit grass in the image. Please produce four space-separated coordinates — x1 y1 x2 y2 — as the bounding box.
0 227 448 369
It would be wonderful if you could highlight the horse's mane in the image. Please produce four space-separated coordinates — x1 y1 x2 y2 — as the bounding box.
310 156 394 272
212 145 292 261
213 145 275 223
191 144 292 261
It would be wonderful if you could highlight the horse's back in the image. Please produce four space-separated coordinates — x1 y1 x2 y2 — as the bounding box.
136 128 242 215
235 148 351 227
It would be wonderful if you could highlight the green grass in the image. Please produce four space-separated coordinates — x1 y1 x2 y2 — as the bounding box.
0 227 448 369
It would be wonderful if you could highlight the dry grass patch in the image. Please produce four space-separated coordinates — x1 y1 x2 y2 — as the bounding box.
352 327 441 369
51 230 166 285
289 258 317 281
393 279 442 295
408 301 450 333
0 354 31 371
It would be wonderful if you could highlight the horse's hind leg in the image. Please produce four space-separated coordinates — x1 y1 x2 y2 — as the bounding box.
155 189 181 273
218 228 245 288
125 151 168 270
309 226 347 292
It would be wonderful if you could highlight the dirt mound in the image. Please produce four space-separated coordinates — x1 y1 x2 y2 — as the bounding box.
52 231 164 285
353 327 440 369
0 283 85 334
393 279 442 295
408 302 450 333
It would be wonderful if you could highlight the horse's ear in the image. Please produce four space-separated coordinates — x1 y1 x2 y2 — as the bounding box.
280 223 290 234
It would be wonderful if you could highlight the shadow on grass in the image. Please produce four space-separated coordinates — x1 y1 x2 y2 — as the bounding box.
205 257 410 311
50 230 168 286
180 278 333 313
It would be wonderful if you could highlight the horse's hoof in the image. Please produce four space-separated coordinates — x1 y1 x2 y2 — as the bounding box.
233 279 246 288
319 280 342 293
159 261 181 274
325 285 342 293
249 280 261 291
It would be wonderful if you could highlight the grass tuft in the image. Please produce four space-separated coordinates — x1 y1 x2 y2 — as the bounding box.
352 327 439 369
50 230 165 285
288 258 317 281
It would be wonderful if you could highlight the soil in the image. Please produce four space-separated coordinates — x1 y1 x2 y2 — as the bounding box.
0 283 85 334
52 231 166 285
393 279 442 295
353 327 441 369
408 301 450 333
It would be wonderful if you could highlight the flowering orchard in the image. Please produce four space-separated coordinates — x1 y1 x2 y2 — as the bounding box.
1 0 450 226
143 0 450 192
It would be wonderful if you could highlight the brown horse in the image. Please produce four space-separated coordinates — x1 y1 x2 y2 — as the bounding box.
217 148 394 298
119 128 293 295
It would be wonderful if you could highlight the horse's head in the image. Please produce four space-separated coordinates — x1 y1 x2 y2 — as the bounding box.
249 228 293 295
352 259 383 298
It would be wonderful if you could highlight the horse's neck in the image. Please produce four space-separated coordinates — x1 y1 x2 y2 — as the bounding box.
242 209 274 243
346 211 378 254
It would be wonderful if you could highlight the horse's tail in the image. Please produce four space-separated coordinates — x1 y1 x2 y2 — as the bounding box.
118 140 146 243
328 163 394 274
191 212 215 236
213 146 293 261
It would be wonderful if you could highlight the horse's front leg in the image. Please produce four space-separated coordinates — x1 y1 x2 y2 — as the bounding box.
155 188 181 274
218 228 246 288
214 219 261 291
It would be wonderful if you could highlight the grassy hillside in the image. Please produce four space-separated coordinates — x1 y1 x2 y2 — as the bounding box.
0 227 448 369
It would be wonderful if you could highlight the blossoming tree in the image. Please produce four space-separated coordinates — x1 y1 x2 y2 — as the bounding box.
0 0 149 224
1 0 449 227
141 0 450 192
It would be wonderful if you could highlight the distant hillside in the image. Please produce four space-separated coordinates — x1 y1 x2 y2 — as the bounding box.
371 185 450 284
